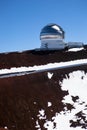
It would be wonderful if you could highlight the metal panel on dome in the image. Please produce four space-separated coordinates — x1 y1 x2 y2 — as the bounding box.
40 24 65 40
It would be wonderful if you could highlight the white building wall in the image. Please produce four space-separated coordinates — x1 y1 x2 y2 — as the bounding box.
67 42 83 48
41 39 67 50
40 39 83 50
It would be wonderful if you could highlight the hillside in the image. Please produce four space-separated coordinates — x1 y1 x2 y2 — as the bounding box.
0 48 87 130
0 48 87 69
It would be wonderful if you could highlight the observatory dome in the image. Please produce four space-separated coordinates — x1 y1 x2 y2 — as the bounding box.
40 23 65 40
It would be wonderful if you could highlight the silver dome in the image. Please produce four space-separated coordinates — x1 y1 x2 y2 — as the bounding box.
40 23 65 40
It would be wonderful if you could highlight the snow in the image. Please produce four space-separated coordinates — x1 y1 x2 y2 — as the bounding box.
37 109 46 120
35 70 87 130
61 71 87 101
35 120 41 130
68 47 84 52
4 126 8 129
47 72 53 79
48 102 52 107
44 120 56 130
0 59 87 78
34 102 37 105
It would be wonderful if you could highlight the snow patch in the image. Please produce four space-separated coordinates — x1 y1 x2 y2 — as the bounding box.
37 109 46 120
47 72 53 79
35 120 41 130
60 70 87 101
4 126 8 129
68 47 84 52
36 71 87 130
48 102 52 107
0 59 87 78
34 102 37 104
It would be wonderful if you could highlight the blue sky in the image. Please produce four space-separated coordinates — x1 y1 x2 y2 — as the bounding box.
0 0 87 52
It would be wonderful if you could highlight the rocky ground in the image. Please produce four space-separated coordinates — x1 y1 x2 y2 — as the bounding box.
0 49 87 69
0 49 87 130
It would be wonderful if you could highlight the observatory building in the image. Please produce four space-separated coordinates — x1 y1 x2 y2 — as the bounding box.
40 23 83 50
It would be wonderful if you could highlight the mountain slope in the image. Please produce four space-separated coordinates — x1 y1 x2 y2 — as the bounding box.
0 49 87 130
0 49 87 69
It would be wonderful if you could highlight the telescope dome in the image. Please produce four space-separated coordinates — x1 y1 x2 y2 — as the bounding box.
40 23 65 40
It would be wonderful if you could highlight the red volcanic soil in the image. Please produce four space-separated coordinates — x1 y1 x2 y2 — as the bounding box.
0 49 87 130
0 71 67 130
0 49 87 69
